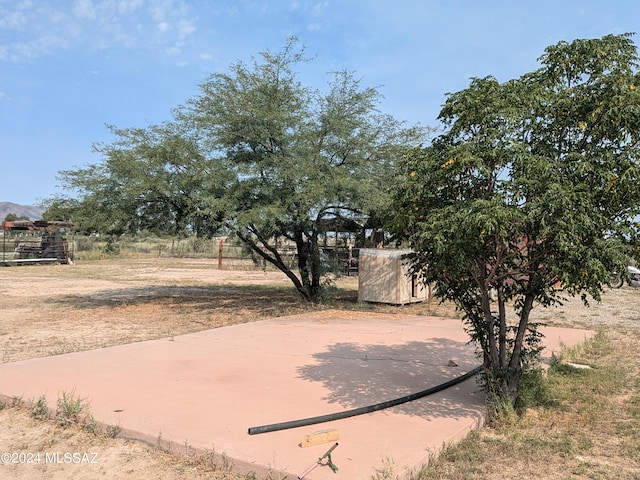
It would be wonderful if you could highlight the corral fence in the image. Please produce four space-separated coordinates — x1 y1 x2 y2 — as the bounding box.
68 234 360 275
1 226 361 274
1 221 74 265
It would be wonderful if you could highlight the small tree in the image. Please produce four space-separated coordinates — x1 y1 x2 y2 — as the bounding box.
45 122 228 238
390 34 640 410
3 213 29 222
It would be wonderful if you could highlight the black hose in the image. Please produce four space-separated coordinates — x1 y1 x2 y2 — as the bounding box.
247 365 483 435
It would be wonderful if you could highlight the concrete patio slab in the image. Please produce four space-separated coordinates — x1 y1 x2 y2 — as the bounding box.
0 311 593 479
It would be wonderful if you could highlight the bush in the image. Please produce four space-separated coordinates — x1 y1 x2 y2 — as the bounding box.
55 390 90 427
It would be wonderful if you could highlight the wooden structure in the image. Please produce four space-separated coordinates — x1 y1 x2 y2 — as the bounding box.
357 249 427 305
301 429 340 448
1 220 74 265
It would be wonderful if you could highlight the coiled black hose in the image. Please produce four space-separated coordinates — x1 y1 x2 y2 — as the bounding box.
247 365 483 435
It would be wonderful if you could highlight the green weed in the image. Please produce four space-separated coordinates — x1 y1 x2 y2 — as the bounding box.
30 394 50 421
55 389 90 427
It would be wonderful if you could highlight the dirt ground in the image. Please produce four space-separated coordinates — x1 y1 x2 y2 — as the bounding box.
0 257 638 479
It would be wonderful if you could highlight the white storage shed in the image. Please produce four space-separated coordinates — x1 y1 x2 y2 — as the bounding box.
357 249 428 305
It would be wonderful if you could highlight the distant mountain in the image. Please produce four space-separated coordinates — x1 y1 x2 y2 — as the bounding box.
0 202 45 221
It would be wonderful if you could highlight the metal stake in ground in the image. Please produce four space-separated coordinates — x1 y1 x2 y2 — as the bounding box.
297 442 339 479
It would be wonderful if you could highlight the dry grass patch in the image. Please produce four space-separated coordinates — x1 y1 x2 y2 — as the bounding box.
413 328 640 480
0 402 262 480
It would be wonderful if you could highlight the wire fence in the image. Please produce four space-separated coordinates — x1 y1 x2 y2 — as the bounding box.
1 231 359 274
68 235 359 274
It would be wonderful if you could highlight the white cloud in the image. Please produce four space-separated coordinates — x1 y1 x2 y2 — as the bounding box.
0 0 198 63
117 0 144 15
148 0 177 22
73 0 96 20
5 35 70 62
177 19 195 39
0 10 28 29
311 1 329 17
284 0 332 33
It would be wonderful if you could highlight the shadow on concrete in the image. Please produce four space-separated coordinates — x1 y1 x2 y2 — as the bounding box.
297 338 483 420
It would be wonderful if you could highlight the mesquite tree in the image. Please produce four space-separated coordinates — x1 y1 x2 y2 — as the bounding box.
179 38 423 301
47 38 423 301
45 122 227 238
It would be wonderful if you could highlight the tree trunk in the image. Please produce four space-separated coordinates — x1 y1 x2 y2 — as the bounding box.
481 288 499 367
236 229 312 301
235 225 325 303
506 291 535 404
294 229 312 299
309 228 321 299
294 228 322 302
497 279 508 369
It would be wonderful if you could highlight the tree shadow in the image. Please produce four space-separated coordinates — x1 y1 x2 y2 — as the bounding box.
44 284 310 317
297 339 484 420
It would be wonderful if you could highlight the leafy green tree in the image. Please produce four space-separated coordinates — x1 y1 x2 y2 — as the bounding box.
390 34 640 410
46 38 423 301
179 38 424 300
45 122 228 237
3 213 29 222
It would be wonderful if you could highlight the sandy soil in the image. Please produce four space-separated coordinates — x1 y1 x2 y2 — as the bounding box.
0 258 309 364
0 257 638 479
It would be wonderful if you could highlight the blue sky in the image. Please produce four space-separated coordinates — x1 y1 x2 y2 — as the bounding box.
1 0 639 206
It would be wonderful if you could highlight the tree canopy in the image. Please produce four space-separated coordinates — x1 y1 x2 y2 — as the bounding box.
390 33 640 408
46 122 228 238
3 213 29 222
46 38 424 301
